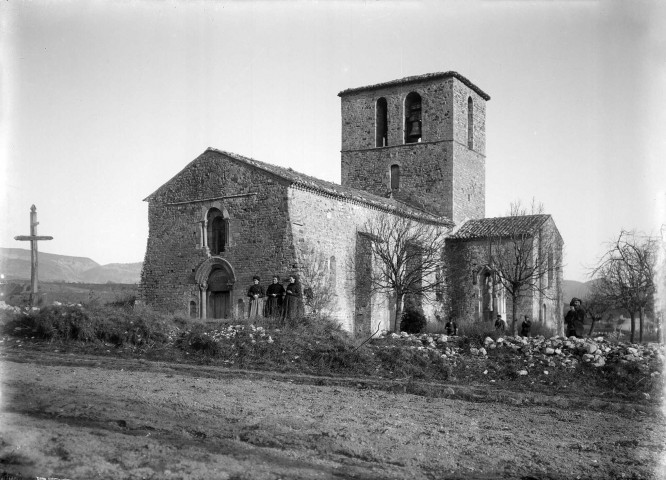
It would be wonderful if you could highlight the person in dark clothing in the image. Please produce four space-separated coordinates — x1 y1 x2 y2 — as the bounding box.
247 276 264 319
445 316 458 336
565 297 585 338
520 315 532 337
282 275 304 321
495 314 507 333
264 275 284 319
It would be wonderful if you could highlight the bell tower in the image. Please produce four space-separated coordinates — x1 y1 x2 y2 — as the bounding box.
339 71 490 224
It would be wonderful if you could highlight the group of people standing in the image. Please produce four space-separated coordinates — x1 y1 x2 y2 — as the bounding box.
246 275 304 321
492 297 585 338
441 297 587 339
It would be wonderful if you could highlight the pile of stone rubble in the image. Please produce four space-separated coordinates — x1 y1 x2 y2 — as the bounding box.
379 330 664 370
0 301 24 315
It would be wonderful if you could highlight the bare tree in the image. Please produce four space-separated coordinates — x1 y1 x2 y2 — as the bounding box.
295 242 337 318
489 229 562 334
508 197 544 216
582 283 612 336
482 200 562 334
591 230 657 343
362 214 448 332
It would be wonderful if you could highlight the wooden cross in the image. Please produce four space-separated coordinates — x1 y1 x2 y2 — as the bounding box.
14 205 53 306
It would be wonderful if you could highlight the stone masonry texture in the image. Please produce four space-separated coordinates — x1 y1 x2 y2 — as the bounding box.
340 76 486 224
139 71 564 333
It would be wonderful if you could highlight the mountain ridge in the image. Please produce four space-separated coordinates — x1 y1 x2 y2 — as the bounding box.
2 247 592 290
0 248 141 284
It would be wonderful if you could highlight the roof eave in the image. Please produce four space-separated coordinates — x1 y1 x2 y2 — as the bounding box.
338 71 490 101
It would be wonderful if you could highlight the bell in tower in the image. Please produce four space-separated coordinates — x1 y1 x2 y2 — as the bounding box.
405 93 422 143
406 118 422 142
339 72 489 223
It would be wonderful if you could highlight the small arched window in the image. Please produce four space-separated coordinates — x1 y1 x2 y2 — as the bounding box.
467 97 474 149
390 164 400 190
404 92 422 144
207 208 228 255
189 300 198 319
376 97 388 147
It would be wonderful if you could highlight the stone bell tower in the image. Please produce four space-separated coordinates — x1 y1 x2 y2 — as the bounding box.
338 71 490 224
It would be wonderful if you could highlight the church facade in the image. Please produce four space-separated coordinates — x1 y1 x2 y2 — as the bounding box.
139 71 563 332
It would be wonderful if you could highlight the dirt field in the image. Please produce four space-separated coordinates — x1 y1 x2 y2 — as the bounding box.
1 349 665 480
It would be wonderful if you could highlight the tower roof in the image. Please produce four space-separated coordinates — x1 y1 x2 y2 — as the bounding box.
338 71 491 100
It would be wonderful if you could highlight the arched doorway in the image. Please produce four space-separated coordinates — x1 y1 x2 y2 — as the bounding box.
208 268 231 319
194 258 236 319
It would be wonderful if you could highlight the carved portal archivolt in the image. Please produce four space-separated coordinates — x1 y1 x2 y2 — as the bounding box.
194 257 236 319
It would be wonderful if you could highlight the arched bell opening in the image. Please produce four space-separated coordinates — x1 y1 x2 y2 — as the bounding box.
376 97 388 147
404 92 422 144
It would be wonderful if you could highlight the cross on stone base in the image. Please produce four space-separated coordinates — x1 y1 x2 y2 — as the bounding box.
14 205 53 306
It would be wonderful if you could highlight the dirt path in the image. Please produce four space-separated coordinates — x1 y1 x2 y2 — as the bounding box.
1 351 664 480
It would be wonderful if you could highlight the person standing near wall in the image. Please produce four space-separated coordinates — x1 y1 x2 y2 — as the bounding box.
265 275 284 319
247 276 265 320
495 314 507 333
282 275 304 322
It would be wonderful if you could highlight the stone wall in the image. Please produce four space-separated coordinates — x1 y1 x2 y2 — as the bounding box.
535 217 565 333
451 81 487 155
140 150 297 317
341 78 456 150
140 150 447 331
445 219 564 333
340 77 486 224
288 187 446 332
288 187 392 332
452 142 486 223
341 142 453 216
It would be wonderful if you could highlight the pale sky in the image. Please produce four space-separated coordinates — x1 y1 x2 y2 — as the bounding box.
1 0 665 282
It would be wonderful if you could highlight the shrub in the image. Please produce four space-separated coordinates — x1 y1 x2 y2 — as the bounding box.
26 305 96 342
89 304 176 347
3 303 182 347
179 324 220 355
105 294 136 309
400 307 427 334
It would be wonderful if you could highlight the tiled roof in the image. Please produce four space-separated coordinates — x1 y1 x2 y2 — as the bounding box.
448 215 551 240
338 71 491 101
148 148 453 226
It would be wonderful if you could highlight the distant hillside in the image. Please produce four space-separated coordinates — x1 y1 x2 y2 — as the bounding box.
0 248 141 284
79 263 143 284
562 279 592 302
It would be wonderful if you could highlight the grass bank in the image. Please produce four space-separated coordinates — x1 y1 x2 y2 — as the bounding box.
1 303 663 402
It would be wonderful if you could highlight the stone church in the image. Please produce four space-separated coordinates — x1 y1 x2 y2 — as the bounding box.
139 71 563 333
